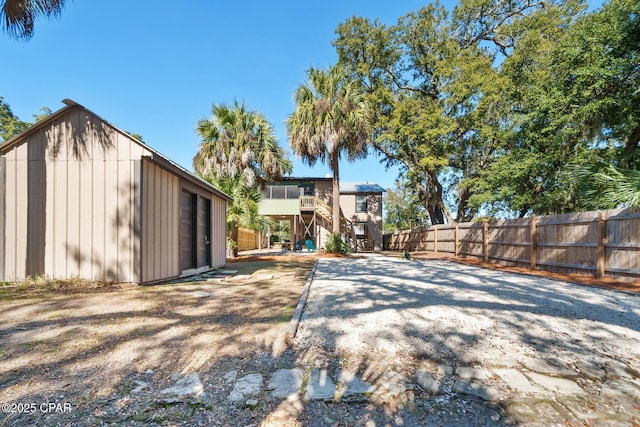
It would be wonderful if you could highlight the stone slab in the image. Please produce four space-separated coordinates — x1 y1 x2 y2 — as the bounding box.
305 369 336 401
186 291 210 298
378 371 407 396
521 357 575 377
455 367 494 382
228 373 263 402
338 370 376 397
453 380 500 401
267 368 304 399
220 270 238 274
505 398 568 425
493 368 544 394
524 372 585 396
159 373 206 403
437 364 454 377
415 369 440 394
131 380 149 394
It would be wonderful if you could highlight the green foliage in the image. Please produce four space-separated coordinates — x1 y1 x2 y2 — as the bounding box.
384 180 430 231
195 101 292 188
325 233 350 255
334 2 517 223
194 101 292 252
569 163 640 209
0 96 30 143
335 0 640 220
287 64 373 233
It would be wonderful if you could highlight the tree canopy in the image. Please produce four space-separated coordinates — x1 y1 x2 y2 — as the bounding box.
0 96 30 143
335 0 640 224
194 101 292 252
287 64 372 234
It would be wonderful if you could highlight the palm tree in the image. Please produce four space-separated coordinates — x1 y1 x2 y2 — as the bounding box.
570 163 640 208
287 64 372 234
194 101 292 255
1 0 67 39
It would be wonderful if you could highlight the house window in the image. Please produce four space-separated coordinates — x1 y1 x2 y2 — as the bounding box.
355 195 367 213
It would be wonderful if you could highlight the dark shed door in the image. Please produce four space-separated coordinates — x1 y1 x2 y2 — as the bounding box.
180 190 197 271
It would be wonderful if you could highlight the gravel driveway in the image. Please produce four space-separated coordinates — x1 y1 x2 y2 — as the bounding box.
295 254 640 376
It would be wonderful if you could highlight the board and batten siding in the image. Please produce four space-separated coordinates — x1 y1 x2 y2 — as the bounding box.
2 101 229 284
1 107 150 282
140 160 180 283
2 140 29 281
211 194 227 268
44 108 150 282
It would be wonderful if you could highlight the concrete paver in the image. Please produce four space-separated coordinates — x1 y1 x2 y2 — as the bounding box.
267 368 304 399
415 369 440 394
492 368 544 394
304 369 336 401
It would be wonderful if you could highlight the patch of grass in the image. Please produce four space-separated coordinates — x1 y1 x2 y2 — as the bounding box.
47 311 69 320
0 276 116 300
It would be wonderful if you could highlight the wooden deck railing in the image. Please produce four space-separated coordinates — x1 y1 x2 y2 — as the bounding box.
299 196 316 210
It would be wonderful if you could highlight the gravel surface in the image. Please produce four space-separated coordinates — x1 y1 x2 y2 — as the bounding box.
295 254 640 375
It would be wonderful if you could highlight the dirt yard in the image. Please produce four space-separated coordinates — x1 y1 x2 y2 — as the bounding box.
1 252 638 427
0 256 316 426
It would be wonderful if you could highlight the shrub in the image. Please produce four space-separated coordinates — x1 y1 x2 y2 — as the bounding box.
326 233 350 255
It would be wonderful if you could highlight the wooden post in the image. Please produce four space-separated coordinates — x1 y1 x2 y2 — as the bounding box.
434 226 438 253
597 211 606 278
454 223 459 257
530 215 537 270
483 221 489 263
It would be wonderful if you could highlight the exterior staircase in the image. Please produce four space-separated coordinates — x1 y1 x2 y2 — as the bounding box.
310 198 374 253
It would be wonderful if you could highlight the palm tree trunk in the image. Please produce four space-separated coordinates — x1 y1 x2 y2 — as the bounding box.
232 222 240 257
331 150 341 235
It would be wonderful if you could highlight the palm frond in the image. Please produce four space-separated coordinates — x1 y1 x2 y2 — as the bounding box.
2 0 66 39
569 163 640 208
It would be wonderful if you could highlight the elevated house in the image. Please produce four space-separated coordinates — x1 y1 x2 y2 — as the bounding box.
0 100 231 284
258 177 384 252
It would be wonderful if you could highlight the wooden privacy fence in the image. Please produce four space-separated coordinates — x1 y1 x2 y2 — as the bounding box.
383 208 640 280
237 227 259 251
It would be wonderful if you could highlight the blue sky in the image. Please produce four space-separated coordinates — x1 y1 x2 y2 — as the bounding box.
0 0 441 191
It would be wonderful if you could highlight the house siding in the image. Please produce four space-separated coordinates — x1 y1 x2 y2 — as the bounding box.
340 193 384 251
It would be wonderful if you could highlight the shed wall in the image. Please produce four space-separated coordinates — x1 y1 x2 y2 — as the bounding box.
1 107 151 282
140 160 180 283
2 143 29 281
211 194 227 268
44 108 149 282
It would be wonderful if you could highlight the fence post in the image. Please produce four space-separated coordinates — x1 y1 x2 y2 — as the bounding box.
530 215 537 270
483 222 489 263
454 223 459 257
597 211 606 278
434 226 438 253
